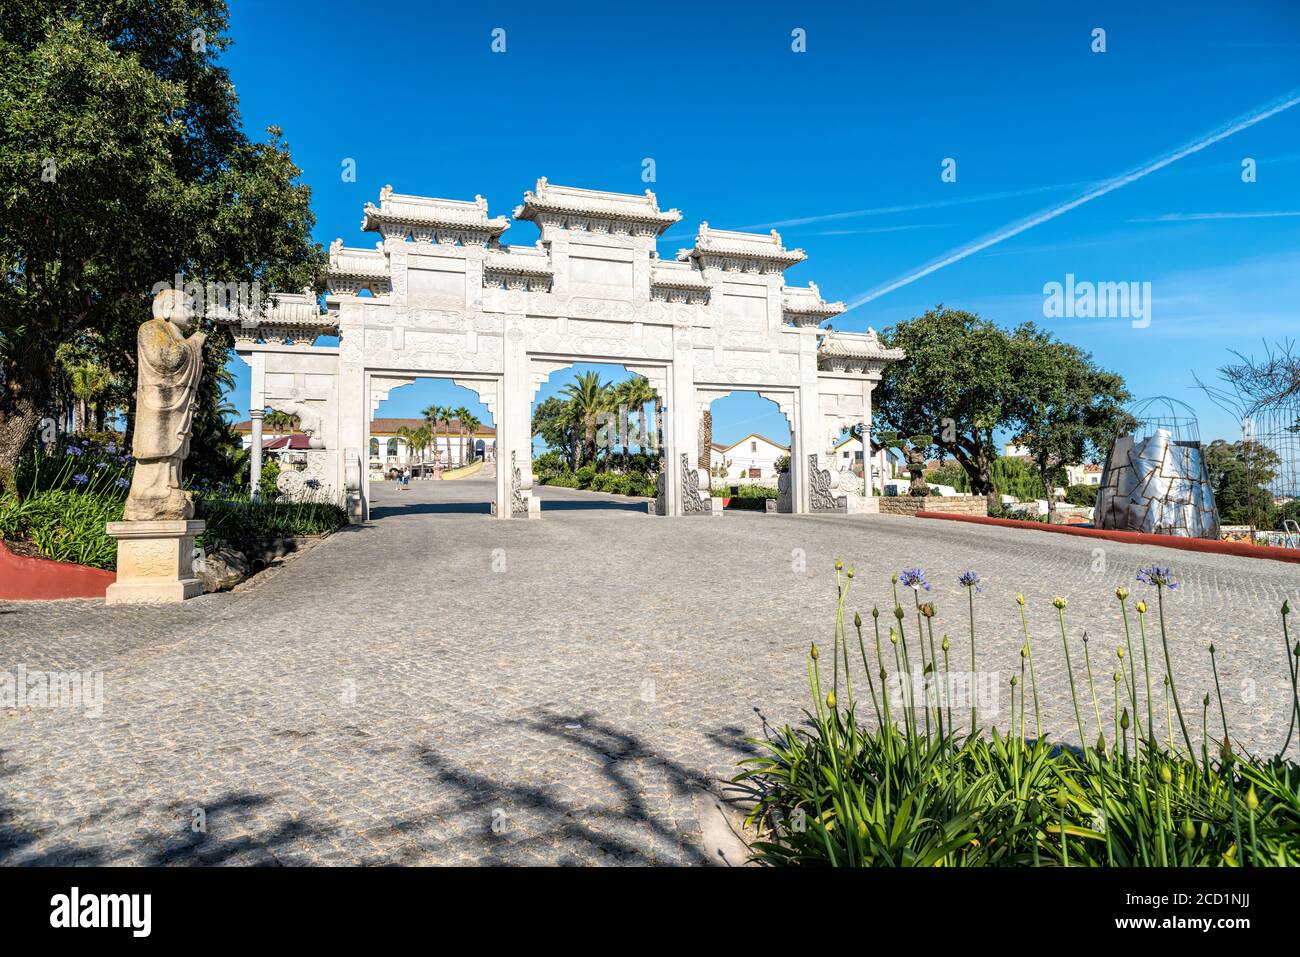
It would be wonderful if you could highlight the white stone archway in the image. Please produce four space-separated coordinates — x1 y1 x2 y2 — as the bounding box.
219 180 904 520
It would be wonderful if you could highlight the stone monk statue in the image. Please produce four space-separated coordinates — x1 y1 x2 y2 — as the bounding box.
123 289 206 522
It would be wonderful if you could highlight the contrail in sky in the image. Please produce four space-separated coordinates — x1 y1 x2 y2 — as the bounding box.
842 85 1300 313
1128 210 1300 222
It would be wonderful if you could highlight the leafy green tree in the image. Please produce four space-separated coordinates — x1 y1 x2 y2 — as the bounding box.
1006 323 1132 524
990 455 1051 502
925 463 970 491
876 307 1013 505
532 396 576 468
0 1 323 492
1205 438 1281 530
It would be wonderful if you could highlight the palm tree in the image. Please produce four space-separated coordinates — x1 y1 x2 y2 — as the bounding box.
451 405 471 466
264 410 299 437
698 407 713 472
460 413 481 461
613 375 656 469
396 424 419 470
66 362 113 434
397 423 432 475
421 404 445 466
560 371 606 469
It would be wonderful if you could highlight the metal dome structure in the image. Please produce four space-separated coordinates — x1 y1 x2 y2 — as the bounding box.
1125 396 1203 445
1094 396 1219 539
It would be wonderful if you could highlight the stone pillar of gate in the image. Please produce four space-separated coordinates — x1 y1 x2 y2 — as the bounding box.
246 350 265 499
248 409 264 499
336 337 368 522
453 377 509 520
498 317 539 519
863 379 877 501
795 368 822 516
665 327 704 517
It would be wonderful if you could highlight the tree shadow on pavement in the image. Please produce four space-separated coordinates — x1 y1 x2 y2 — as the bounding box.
0 769 333 866
412 708 716 866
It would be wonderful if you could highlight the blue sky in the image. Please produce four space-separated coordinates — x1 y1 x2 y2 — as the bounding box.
222 0 1300 450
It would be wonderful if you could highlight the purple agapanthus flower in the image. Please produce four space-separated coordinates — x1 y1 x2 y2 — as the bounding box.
66 446 83 456
958 570 982 592
114 477 130 489
72 473 89 485
899 568 931 591
94 461 108 469
106 442 117 453
1136 565 1179 590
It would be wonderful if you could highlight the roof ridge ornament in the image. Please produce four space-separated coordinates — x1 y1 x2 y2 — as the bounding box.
681 221 806 274
362 187 509 244
515 178 681 237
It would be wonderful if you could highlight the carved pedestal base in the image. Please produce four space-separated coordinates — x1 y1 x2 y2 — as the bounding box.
105 520 205 604
491 494 540 519
490 451 540 519
846 496 879 514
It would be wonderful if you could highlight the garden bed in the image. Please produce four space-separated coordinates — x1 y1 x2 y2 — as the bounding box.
0 540 116 600
917 511 1300 565
737 564 1300 866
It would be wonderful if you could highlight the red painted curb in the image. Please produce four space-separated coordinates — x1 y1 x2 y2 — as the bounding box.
914 511 1300 565
0 540 116 600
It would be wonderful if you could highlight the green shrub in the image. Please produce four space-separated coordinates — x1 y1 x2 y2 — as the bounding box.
574 464 597 488
533 450 569 478
1065 483 1099 508
16 434 133 498
737 566 1300 867
0 490 124 569
195 495 348 547
625 475 657 497
925 463 970 491
258 460 281 500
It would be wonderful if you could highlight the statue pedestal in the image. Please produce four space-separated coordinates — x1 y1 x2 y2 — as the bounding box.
105 520 205 604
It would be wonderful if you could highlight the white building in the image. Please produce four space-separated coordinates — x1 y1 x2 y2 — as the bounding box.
709 433 788 483
236 417 497 478
831 434 902 494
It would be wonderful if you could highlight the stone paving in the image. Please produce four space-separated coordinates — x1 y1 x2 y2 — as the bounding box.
1 477 1296 865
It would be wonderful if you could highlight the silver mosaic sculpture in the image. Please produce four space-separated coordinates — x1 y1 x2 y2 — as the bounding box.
1095 428 1219 539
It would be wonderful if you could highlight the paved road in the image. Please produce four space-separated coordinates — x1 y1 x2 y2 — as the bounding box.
1 478 1296 865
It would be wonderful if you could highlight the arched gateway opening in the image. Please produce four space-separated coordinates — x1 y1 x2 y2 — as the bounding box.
364 376 497 518
701 390 794 512
530 362 662 514
219 181 904 522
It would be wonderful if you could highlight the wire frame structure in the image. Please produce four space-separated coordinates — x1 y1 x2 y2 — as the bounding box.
1094 396 1219 539
1250 396 1300 501
1126 396 1203 445
1195 345 1300 540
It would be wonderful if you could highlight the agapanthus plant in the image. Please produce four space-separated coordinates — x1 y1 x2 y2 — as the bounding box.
898 567 930 591
1136 565 1179 589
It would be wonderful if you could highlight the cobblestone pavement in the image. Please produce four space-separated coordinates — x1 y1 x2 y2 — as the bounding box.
1 478 1297 865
